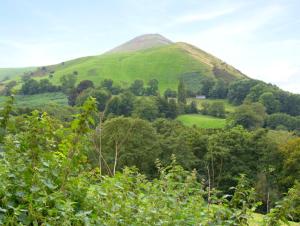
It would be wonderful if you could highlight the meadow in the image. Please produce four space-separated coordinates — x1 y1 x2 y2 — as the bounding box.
177 114 226 128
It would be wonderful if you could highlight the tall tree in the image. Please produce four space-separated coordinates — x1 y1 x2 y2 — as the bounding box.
130 80 144 96
145 79 159 96
178 79 187 104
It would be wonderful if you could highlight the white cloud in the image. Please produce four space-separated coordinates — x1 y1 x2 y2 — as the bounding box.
176 7 238 23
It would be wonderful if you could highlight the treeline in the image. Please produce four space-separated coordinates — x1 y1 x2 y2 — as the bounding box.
180 76 300 117
65 77 198 121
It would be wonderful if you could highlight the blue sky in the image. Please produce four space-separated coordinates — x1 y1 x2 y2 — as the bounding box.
0 0 299 93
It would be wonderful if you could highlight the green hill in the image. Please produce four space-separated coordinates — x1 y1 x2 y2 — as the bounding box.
0 34 247 92
0 67 35 81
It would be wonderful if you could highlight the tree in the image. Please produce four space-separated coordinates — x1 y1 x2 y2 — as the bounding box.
201 101 210 115
209 80 227 98
145 79 159 96
228 103 266 129
228 79 259 105
3 80 17 96
39 79 58 92
104 92 135 117
76 80 94 93
67 80 94 106
200 77 215 97
76 88 111 111
178 79 186 104
164 88 177 98
265 113 300 131
60 73 77 94
245 83 273 102
130 80 144 96
133 97 159 121
20 79 40 95
101 79 113 90
208 102 225 118
118 92 135 116
102 117 160 175
279 138 300 190
105 96 121 116
259 92 280 114
188 101 198 114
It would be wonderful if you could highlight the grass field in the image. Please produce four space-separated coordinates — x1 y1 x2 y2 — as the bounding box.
177 114 226 128
187 98 237 113
0 92 68 108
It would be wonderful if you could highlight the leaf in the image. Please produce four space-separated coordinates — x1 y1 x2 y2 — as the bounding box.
0 207 7 213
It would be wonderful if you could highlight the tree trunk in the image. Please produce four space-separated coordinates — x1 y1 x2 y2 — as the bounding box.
113 142 118 175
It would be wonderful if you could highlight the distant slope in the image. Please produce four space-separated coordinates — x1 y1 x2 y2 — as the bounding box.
0 67 35 81
107 34 173 53
1 34 247 92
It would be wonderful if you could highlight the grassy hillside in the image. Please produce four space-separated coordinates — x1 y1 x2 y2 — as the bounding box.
29 44 213 92
177 114 226 128
6 39 247 93
0 67 35 81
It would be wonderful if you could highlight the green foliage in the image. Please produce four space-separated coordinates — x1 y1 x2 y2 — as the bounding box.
209 80 228 99
145 79 159 96
200 76 215 97
178 79 187 104
76 87 111 111
164 88 177 98
0 92 68 109
0 93 299 224
279 138 300 190
265 113 300 131
0 95 14 142
201 101 226 118
60 73 77 94
129 79 144 96
132 97 159 121
259 92 281 114
228 103 266 129
20 78 60 95
68 80 94 106
105 92 135 117
101 117 160 176
228 79 259 105
265 182 300 225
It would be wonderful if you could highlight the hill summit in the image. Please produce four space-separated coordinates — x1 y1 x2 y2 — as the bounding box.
107 34 173 53
0 34 247 93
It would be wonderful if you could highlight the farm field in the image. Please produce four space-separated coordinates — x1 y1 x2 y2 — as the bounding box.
177 114 226 128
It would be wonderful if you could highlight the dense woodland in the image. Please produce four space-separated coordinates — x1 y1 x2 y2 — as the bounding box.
0 72 300 225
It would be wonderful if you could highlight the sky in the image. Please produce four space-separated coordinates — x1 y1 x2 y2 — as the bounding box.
0 0 299 93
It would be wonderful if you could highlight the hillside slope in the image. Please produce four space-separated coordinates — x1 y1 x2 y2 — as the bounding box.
0 67 35 81
0 34 247 92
